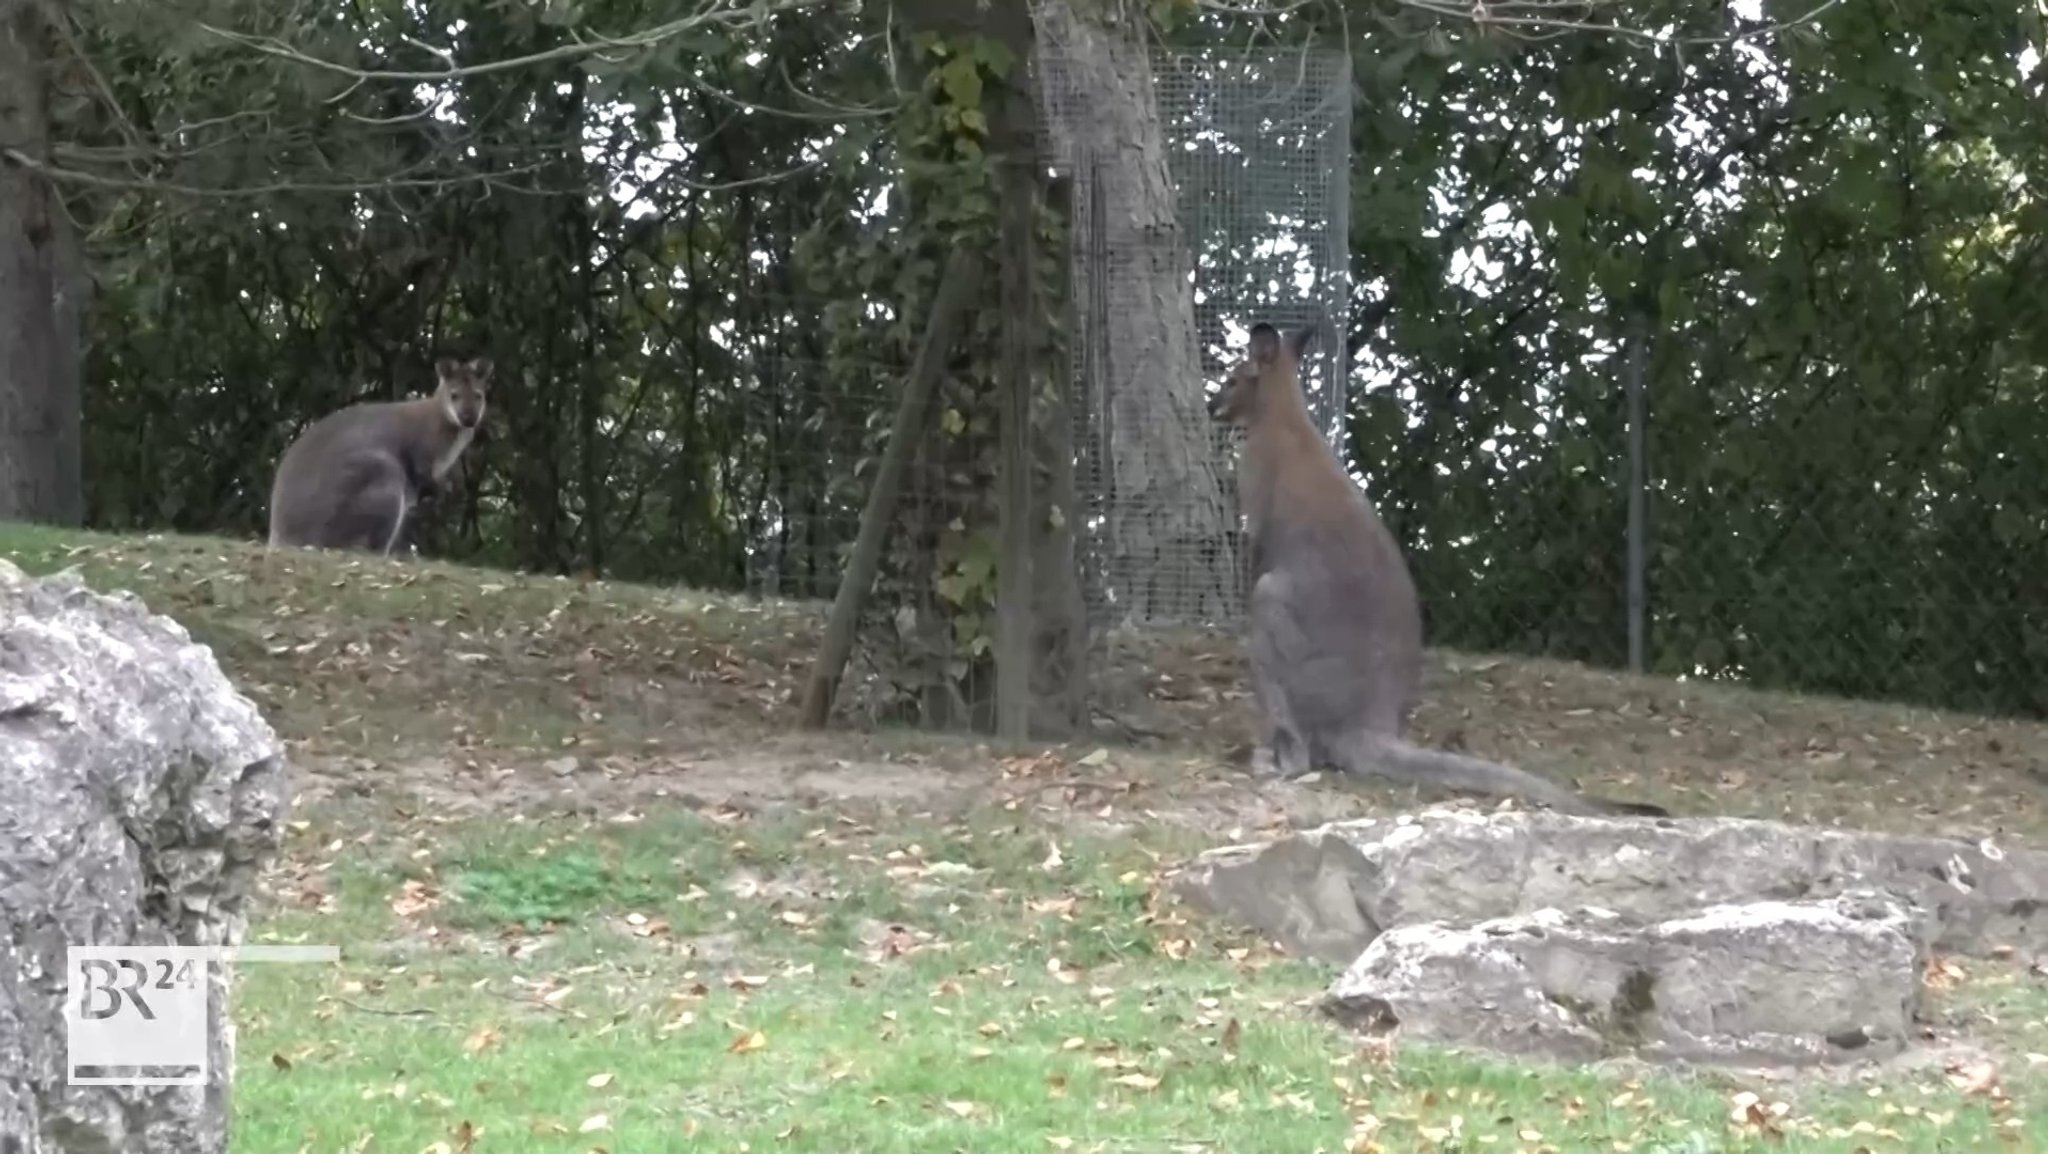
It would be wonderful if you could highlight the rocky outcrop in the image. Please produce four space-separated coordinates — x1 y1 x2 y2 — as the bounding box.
1170 808 2047 966
1322 891 1925 1067
0 560 290 1152
1170 808 2046 1067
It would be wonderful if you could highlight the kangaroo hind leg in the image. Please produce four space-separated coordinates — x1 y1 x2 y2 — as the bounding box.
1247 573 1314 778
326 466 413 556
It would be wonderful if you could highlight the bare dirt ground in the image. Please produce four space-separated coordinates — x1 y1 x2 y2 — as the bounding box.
10 524 2046 848
275 600 2048 855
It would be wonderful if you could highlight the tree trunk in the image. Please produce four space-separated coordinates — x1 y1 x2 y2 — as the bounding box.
1033 171 1090 737
0 0 84 526
1033 0 1234 624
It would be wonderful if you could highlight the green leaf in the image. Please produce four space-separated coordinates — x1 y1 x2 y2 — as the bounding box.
935 573 970 606
1656 276 1687 324
1372 44 1419 91
955 533 996 591
938 56 983 110
1992 504 2031 544
971 38 1016 77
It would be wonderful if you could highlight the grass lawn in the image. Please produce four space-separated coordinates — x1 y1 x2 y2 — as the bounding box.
5 520 2047 1152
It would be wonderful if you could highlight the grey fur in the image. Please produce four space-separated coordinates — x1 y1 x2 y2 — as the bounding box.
1209 323 1660 817
268 356 491 556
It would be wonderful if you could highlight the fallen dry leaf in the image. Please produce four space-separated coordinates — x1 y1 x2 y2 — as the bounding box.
1040 840 1065 872
389 879 440 919
1945 1057 2003 1098
1923 956 1969 990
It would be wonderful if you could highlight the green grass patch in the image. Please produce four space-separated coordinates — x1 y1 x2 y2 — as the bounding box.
431 821 691 932
228 806 2043 1153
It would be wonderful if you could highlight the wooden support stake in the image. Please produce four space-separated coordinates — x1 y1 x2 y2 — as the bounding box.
1032 170 1089 735
798 247 985 728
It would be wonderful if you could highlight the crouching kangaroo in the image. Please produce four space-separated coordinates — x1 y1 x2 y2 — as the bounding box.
1207 322 1664 818
267 355 491 557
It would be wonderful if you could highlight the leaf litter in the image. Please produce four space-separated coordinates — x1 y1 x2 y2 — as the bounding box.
41 533 2043 1149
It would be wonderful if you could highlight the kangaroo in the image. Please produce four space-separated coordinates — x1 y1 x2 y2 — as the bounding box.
1207 322 1664 817
267 355 491 557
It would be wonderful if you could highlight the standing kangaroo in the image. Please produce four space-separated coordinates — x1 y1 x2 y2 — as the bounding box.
1207 322 1663 817
267 355 491 557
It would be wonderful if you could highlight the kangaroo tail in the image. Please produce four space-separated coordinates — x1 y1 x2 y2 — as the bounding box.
1334 731 1666 817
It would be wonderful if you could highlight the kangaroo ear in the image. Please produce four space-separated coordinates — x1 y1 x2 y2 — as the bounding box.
1286 323 1318 359
433 356 458 382
466 356 493 382
1248 323 1281 366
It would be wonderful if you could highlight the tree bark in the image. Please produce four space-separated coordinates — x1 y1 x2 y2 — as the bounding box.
993 163 1036 741
1032 173 1089 736
1033 0 1234 623
0 0 84 526
988 0 1042 743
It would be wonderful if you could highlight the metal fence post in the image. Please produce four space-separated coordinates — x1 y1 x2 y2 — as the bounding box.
1625 310 1650 675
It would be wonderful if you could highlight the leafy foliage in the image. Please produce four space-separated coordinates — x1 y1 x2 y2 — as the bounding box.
29 0 2048 717
1318 0 2048 715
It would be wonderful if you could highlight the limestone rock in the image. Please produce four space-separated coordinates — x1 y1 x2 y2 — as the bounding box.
1322 891 1926 1067
1169 808 2048 965
0 560 291 1153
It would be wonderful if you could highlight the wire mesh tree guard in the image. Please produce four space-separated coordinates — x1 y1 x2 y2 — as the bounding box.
1037 39 1353 631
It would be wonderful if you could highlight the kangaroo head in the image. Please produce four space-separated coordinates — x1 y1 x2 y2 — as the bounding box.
434 356 492 430
1207 322 1317 427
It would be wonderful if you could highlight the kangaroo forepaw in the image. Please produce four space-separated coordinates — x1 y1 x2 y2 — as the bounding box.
1250 739 1312 780
1249 744 1285 778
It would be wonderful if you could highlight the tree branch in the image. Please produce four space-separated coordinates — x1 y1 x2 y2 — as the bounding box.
197 0 829 84
1195 0 1846 46
2 147 562 198
1409 0 1849 46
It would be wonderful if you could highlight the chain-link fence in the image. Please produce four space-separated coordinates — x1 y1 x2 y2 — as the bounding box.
719 356 884 604
1363 310 2048 723
719 342 1036 732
